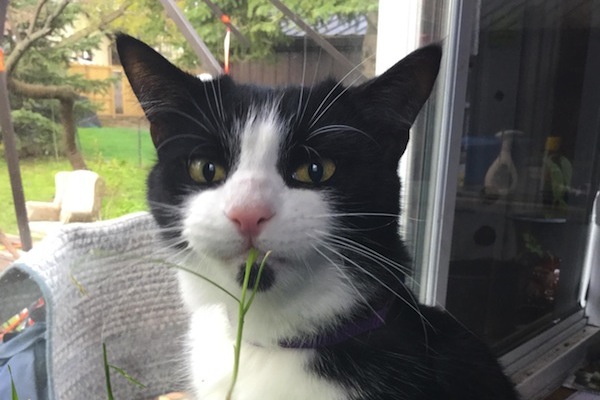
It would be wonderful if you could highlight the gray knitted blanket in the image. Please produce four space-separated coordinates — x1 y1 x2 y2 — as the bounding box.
0 212 189 399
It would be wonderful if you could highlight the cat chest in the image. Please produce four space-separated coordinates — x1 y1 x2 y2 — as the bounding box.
187 308 348 400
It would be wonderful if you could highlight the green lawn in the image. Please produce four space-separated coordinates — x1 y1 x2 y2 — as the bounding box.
78 126 156 164
0 127 156 235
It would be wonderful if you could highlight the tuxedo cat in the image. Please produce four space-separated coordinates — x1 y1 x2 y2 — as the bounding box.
117 33 519 400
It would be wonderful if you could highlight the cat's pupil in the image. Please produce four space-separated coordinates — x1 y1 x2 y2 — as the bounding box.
203 162 216 182
308 163 324 183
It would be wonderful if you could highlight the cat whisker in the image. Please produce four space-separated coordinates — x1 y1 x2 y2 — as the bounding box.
181 88 222 136
141 103 216 136
216 78 227 130
307 212 401 219
295 39 308 124
202 81 225 134
310 243 384 324
296 47 323 128
307 55 373 129
317 231 413 277
154 134 210 153
318 234 433 351
316 239 431 334
147 200 181 209
320 235 413 289
330 223 397 234
308 73 364 130
208 78 227 131
306 124 376 143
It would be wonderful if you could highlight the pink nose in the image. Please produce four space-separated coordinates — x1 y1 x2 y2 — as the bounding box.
226 205 274 237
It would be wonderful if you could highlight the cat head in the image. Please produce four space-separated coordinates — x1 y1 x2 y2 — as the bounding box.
117 34 441 345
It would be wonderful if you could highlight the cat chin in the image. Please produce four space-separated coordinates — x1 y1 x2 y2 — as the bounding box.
177 250 360 346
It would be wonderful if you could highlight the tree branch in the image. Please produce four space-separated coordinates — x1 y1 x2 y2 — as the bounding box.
8 78 88 170
5 0 71 76
28 0 50 36
58 1 132 48
8 77 78 101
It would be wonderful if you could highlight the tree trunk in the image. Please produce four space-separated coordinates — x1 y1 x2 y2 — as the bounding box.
8 78 88 170
59 98 87 169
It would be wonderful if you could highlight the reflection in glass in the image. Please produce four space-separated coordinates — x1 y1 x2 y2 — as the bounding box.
446 0 600 352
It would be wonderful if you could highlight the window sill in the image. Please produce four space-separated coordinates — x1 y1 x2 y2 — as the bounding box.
509 324 600 400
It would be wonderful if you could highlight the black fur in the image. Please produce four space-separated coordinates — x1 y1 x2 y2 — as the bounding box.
117 33 519 399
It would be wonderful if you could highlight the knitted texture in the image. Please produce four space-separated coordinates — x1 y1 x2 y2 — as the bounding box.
0 212 189 399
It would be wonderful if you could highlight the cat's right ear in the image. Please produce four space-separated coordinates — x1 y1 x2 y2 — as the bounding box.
116 33 191 146
116 33 190 110
116 33 225 147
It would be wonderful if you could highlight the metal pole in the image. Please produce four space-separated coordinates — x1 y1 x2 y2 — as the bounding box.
158 0 224 76
269 0 365 80
0 0 33 251
138 117 142 167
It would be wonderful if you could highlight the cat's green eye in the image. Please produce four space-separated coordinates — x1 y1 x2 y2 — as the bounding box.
292 159 336 184
189 159 227 184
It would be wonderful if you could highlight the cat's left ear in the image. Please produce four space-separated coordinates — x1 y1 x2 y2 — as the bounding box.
353 44 442 159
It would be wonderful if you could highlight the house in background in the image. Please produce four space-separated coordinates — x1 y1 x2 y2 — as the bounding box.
69 39 145 119
67 14 145 119
68 15 372 119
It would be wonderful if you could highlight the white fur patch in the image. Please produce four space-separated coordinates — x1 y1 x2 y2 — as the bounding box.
187 306 347 400
177 102 359 398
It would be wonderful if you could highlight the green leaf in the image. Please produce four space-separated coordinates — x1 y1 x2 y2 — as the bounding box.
560 156 573 187
103 343 115 400
109 364 147 388
69 272 89 296
245 250 272 314
8 365 19 400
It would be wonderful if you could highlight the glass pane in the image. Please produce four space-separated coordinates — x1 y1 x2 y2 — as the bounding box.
398 0 451 295
446 0 600 351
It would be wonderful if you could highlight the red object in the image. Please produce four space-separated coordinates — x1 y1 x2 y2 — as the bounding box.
220 14 231 24
0 297 45 341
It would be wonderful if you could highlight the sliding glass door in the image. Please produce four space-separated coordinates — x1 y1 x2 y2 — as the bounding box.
444 0 600 352
389 0 600 356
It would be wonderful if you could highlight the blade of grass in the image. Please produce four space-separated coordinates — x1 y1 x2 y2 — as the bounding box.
103 343 114 400
72 250 241 304
8 365 19 400
244 250 271 314
69 272 89 296
109 365 146 388
226 248 261 400
141 257 240 304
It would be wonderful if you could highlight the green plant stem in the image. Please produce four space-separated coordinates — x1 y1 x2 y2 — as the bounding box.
226 248 270 400
103 343 114 400
245 250 272 314
8 365 19 400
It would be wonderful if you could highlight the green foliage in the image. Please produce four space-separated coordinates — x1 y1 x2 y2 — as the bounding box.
7 0 115 109
1 109 61 158
543 154 573 211
111 0 376 68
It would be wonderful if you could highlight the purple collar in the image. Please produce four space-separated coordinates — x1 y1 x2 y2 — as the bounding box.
279 307 389 349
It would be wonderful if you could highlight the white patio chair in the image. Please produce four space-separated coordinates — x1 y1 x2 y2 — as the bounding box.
26 170 106 237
